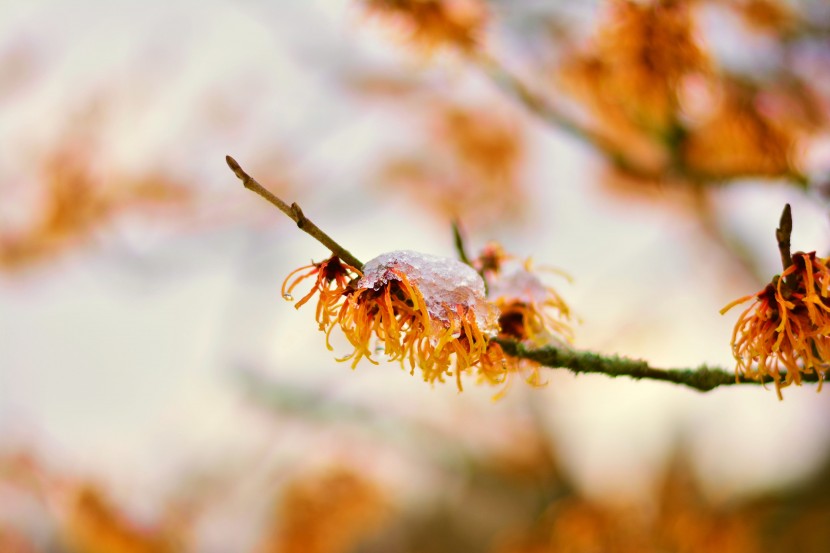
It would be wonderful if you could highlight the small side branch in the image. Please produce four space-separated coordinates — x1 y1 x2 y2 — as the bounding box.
776 203 794 289
226 156 364 270
494 339 823 392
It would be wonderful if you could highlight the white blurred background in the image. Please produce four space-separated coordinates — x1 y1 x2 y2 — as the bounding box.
2 1 830 550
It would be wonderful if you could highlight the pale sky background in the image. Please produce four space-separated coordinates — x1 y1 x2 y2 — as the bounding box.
2 0 830 546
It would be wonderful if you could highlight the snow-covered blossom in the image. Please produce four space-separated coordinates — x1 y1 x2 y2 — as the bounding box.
338 250 498 388
475 245 573 392
284 251 499 389
283 247 574 395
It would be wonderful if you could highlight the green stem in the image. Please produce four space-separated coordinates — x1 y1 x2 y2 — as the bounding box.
494 339 823 392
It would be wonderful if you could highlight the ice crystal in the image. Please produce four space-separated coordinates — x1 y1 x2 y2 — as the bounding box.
359 250 498 336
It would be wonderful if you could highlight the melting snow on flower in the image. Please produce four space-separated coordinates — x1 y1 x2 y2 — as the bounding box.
475 244 574 394
339 250 498 388
282 247 574 395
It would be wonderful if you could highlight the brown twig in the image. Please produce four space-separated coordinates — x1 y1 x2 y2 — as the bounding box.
226 155 364 270
776 203 794 290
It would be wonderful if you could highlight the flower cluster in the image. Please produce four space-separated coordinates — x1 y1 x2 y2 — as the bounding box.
282 247 572 393
722 251 830 398
681 81 799 179
1 142 189 271
560 0 708 141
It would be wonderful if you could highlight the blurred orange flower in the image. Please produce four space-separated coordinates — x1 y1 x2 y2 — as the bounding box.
495 456 760 553
0 144 189 270
60 485 180 553
559 0 708 151
730 0 797 35
361 0 488 54
256 469 387 553
681 81 802 180
379 103 527 229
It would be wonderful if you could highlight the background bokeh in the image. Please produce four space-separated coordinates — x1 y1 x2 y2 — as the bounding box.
2 1 830 551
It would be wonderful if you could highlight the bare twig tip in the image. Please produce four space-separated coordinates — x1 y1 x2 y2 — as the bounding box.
225 155 248 183
226 155 364 270
776 203 795 279
780 204 792 233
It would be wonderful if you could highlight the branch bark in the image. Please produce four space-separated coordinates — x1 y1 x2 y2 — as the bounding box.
495 338 823 392
226 156 364 270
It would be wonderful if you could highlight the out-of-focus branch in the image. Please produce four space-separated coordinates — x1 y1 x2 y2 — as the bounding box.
226 155 364 270
691 186 768 286
495 339 822 392
474 53 660 180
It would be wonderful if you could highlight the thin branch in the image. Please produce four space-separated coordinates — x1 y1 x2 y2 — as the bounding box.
474 52 658 180
776 203 795 290
226 155 364 270
494 339 823 393
476 54 813 188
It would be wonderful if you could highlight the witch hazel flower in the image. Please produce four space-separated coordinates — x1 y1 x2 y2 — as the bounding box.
339 251 499 388
284 250 499 389
476 243 573 347
474 243 573 389
281 255 362 335
721 251 830 398
487 262 573 347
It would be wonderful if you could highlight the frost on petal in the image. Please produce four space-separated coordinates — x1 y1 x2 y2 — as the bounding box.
483 256 573 348
358 250 499 336
487 267 551 304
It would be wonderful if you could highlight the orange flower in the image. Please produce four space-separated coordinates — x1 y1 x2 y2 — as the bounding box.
361 0 488 54
283 249 577 396
60 485 179 553
681 81 800 179
721 251 830 398
282 255 362 336
338 251 497 388
1 143 189 271
256 469 386 553
559 0 708 142
477 247 573 392
485 254 573 347
284 251 498 389
378 103 527 229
